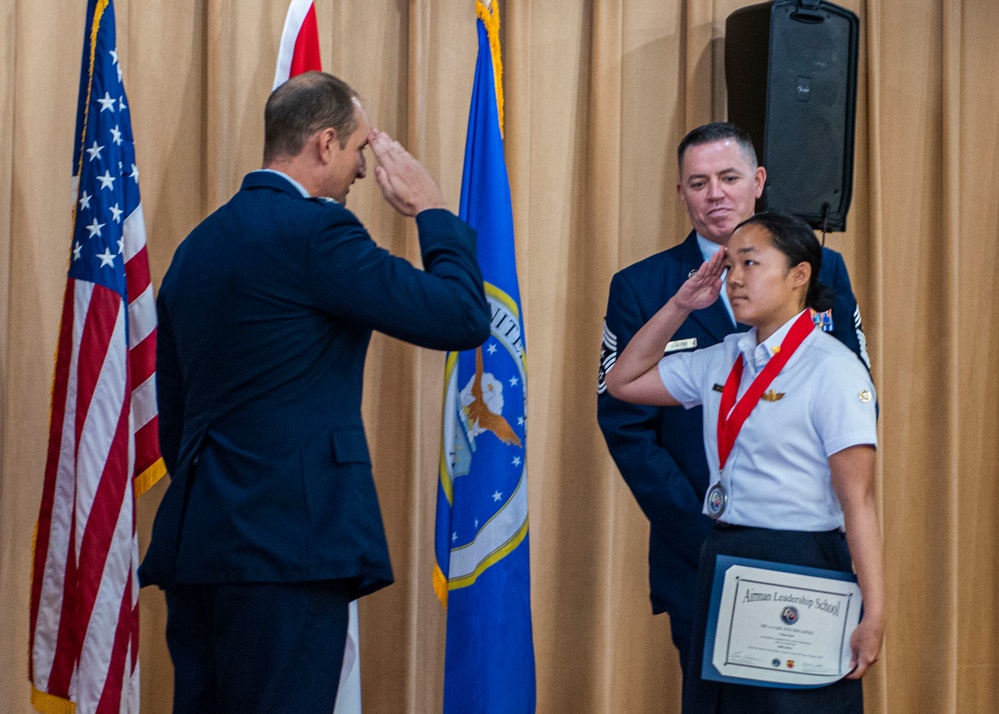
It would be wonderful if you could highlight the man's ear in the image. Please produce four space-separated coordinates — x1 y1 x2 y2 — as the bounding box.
754 166 766 199
316 127 338 163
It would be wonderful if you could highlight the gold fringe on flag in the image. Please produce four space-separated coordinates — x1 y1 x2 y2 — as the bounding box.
476 0 505 137
135 458 167 497
433 562 450 607
31 688 77 714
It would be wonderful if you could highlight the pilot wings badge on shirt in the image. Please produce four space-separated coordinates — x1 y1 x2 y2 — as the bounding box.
714 386 785 400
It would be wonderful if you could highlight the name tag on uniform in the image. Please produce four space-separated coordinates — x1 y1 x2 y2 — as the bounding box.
664 338 697 354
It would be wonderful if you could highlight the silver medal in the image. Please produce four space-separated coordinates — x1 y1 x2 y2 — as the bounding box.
706 483 728 519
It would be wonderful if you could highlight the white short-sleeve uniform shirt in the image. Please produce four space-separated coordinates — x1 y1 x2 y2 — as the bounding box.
658 310 877 531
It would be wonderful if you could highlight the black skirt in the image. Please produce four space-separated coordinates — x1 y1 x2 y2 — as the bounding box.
682 525 864 714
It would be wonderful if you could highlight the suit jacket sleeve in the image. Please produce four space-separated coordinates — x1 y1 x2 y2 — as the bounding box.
596 271 713 543
825 250 872 370
307 207 490 351
155 295 183 475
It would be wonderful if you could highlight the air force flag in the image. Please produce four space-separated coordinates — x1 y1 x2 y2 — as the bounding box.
434 2 536 712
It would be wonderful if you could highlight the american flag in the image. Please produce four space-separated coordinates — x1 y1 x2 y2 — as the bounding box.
29 1 163 712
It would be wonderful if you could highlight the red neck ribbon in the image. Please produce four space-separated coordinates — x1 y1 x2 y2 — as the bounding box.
716 310 815 471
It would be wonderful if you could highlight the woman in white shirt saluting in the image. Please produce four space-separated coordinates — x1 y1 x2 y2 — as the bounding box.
606 211 883 713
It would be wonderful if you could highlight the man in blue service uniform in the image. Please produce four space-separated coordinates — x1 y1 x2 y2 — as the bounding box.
140 72 490 713
596 122 870 676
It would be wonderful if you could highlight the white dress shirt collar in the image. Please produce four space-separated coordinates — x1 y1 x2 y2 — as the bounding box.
736 310 809 374
256 168 313 199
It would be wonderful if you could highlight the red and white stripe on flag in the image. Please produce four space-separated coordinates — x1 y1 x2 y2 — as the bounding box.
272 6 363 713
29 0 163 712
274 0 322 89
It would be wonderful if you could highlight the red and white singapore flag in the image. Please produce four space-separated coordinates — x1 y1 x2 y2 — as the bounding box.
273 3 361 713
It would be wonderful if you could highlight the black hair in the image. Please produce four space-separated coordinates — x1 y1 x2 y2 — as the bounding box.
264 71 359 163
735 211 835 312
677 122 758 173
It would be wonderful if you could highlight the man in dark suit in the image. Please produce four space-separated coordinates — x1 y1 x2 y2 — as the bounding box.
139 72 490 713
596 122 870 675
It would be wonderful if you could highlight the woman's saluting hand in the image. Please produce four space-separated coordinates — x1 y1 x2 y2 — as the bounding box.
675 247 727 313
606 247 728 407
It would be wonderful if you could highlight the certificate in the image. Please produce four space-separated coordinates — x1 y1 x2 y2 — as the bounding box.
702 555 862 688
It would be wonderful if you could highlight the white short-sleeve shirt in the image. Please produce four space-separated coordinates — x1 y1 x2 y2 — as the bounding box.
658 311 877 531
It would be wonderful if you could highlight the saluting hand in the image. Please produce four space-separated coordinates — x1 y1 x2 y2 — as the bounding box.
674 248 726 312
369 129 448 217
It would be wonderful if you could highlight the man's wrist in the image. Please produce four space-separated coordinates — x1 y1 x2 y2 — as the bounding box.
414 200 448 214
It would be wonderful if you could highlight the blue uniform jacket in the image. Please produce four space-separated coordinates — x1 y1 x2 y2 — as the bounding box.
139 171 490 598
596 230 869 621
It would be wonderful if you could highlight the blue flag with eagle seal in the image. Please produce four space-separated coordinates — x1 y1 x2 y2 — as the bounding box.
435 2 536 712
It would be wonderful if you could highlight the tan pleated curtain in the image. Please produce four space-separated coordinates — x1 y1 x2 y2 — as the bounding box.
1 1 997 712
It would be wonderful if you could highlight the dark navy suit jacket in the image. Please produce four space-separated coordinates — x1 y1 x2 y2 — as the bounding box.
596 230 869 622
139 171 490 598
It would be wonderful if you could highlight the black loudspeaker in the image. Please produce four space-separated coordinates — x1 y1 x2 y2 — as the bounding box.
725 0 859 231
